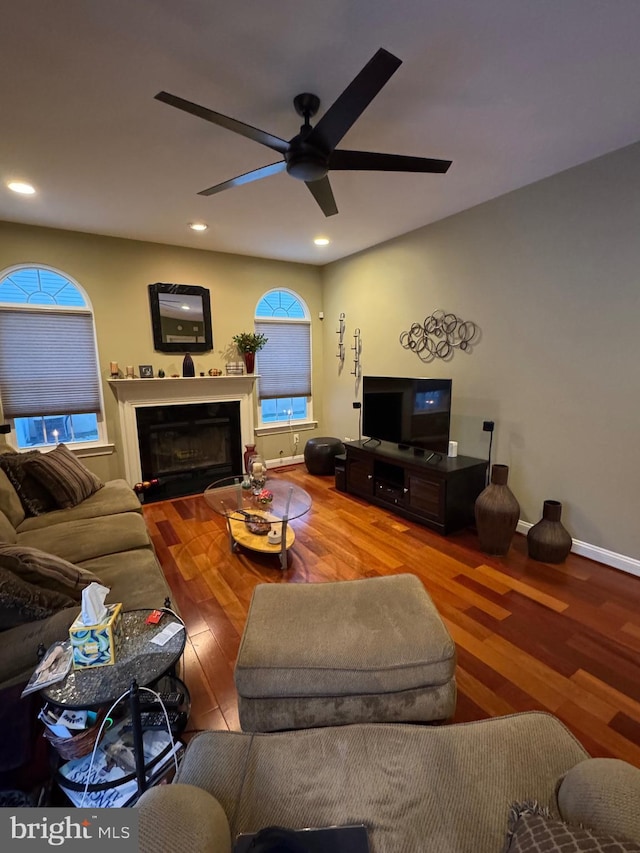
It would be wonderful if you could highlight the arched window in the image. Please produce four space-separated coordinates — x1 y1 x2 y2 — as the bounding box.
0 265 104 449
255 289 312 426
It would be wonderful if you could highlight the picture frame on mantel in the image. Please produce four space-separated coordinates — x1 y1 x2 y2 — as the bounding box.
139 364 154 378
148 283 213 353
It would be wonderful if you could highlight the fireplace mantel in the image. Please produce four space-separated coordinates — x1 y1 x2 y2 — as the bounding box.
109 376 257 485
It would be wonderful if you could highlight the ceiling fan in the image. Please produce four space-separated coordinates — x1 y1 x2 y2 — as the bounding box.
155 47 452 217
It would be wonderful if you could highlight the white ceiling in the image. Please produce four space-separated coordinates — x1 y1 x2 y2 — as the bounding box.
2 0 640 266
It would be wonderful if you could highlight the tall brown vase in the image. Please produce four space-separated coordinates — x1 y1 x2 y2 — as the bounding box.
243 352 255 374
527 500 572 563
475 464 520 555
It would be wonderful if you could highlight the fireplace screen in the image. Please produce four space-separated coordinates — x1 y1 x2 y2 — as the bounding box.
136 402 242 500
148 421 230 475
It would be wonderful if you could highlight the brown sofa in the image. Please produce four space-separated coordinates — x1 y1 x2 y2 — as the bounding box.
136 712 640 853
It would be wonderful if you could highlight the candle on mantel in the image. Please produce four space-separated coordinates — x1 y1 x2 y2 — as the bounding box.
125 366 134 378
110 361 118 375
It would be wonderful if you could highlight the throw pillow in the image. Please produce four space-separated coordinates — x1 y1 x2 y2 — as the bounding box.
0 545 100 599
503 802 640 853
0 565 75 631
25 443 103 509
0 451 57 516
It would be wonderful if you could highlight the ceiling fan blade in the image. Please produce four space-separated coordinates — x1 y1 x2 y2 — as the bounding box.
198 161 286 197
155 91 289 155
305 177 338 217
330 149 452 173
306 48 402 154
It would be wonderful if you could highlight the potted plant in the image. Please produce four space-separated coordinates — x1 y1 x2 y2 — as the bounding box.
232 331 268 374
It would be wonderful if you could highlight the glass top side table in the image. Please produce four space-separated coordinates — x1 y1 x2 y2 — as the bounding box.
41 609 186 800
42 609 186 710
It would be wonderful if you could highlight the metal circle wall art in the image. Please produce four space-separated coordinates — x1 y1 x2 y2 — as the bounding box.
399 309 479 362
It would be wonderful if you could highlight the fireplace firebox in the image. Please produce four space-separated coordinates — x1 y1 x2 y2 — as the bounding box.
136 402 242 501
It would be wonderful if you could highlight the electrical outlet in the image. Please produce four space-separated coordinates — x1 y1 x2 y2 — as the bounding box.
293 433 299 444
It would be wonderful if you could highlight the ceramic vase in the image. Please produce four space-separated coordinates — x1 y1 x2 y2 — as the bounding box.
243 444 257 474
243 352 255 374
475 464 520 555
182 352 195 377
527 500 572 563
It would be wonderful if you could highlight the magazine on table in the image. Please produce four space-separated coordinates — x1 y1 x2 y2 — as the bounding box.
21 641 73 697
57 718 183 808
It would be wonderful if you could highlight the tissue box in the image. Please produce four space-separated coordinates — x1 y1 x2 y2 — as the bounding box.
69 603 124 669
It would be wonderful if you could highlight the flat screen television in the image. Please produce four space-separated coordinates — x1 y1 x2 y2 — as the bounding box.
362 376 452 454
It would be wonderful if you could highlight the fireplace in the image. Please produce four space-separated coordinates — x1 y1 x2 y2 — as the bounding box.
108 376 257 500
136 402 242 501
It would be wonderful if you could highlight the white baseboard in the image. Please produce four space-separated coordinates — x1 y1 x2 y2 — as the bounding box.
516 520 640 578
266 454 305 468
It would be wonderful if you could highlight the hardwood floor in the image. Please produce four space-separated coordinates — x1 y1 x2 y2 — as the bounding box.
142 465 640 767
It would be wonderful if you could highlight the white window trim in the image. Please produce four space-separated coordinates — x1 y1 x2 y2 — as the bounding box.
255 289 313 429
0 263 110 451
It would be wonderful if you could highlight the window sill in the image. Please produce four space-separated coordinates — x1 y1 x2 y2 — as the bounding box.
73 444 115 458
254 421 318 437
3 442 115 457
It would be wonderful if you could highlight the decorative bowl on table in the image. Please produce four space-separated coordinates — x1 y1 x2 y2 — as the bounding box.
236 510 271 535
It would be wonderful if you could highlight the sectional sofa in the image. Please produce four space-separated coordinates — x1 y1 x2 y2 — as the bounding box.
0 444 171 692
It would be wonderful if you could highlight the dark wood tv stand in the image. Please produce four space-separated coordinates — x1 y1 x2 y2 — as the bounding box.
344 440 487 535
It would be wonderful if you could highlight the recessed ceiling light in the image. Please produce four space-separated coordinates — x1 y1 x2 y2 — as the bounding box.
7 181 36 195
181 304 190 311
314 237 330 246
189 222 208 232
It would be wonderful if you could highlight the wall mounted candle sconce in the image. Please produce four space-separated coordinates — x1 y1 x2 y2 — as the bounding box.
336 313 346 365
351 328 361 377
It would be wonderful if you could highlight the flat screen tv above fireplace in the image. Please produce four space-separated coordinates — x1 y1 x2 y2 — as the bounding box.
362 376 452 454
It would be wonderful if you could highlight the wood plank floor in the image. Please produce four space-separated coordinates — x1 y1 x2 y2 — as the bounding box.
142 465 640 767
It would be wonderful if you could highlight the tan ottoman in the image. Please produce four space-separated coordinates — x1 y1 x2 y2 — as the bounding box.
234 574 456 731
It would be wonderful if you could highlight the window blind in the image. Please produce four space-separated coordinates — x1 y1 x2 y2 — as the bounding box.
0 310 101 418
255 320 311 400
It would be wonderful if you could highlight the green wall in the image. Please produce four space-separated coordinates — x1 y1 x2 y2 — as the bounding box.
0 222 324 479
321 141 640 563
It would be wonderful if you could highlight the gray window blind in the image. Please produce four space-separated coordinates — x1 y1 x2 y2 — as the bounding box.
0 310 101 418
255 320 311 400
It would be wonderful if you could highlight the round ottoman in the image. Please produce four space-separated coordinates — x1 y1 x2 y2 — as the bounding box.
304 436 345 475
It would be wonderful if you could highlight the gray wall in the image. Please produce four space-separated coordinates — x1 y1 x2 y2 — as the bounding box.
321 141 640 562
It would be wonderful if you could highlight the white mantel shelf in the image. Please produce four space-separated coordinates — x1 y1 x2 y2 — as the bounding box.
108 375 258 485
108 375 258 390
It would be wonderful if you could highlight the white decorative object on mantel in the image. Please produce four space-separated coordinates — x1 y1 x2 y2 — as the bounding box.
108 375 258 487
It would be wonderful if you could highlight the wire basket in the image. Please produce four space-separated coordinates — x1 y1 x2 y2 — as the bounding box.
43 708 109 760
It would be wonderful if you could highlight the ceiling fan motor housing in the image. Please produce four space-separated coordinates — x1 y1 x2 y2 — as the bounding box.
285 138 329 182
286 93 328 182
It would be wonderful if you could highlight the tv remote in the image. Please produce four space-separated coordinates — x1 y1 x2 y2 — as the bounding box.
122 710 187 732
138 692 184 708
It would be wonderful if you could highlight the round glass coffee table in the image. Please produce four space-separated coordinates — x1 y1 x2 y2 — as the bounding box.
204 475 312 569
